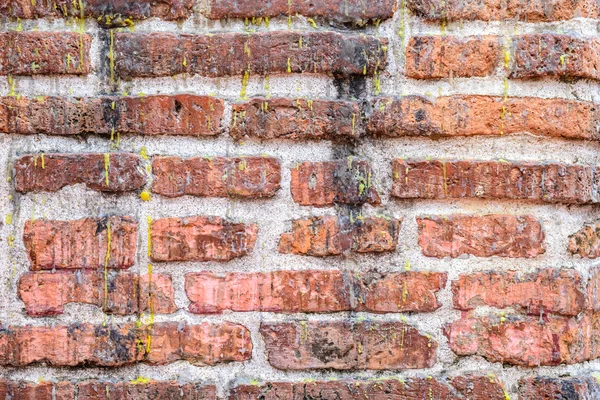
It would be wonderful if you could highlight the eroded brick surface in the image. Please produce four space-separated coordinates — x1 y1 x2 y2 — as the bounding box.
150 216 258 262
278 216 401 256
569 220 600 258
152 156 281 198
519 376 600 399
23 217 138 270
417 214 545 258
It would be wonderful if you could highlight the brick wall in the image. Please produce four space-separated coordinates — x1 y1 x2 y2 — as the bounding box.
0 0 600 399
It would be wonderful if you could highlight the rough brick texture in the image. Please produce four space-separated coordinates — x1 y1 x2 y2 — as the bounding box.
417 214 545 258
261 321 436 370
519 376 600 399
279 216 401 256
393 159 600 204
290 159 380 206
445 312 600 366
0 322 251 367
0 32 90 75
406 36 500 79
150 216 258 262
152 156 281 198
230 375 506 399
23 217 137 270
0 95 223 136
19 271 176 316
186 270 446 314
452 268 584 316
230 98 363 141
114 31 387 79
569 220 600 258
207 0 397 23
15 153 146 193
406 0 600 22
511 34 600 81
368 95 600 140
0 0 194 23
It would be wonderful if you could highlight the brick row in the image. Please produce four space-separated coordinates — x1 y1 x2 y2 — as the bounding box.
0 322 251 367
185 270 446 314
4 95 599 142
18 271 176 316
407 0 600 22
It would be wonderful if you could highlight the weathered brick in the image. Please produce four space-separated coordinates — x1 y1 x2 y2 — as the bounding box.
444 311 600 366
569 220 600 258
152 156 281 198
452 268 584 316
229 375 506 400
186 270 446 314
230 98 362 141
0 0 194 24
0 95 224 137
393 159 600 204
406 36 500 79
417 214 545 258
15 153 146 193
368 95 600 140
23 217 137 270
290 159 380 207
512 34 600 81
278 216 401 256
0 322 250 367
77 380 217 399
519 376 600 399
18 271 176 316
0 32 90 76
206 0 396 23
586 267 600 311
150 216 258 262
0 379 216 399
261 320 436 370
115 31 387 79
406 0 600 22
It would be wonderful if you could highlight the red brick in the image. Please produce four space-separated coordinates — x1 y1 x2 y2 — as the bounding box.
146 322 252 365
0 95 223 137
586 267 600 311
15 153 146 193
230 98 363 141
23 217 137 270
229 375 506 400
186 270 445 314
417 214 545 258
406 36 500 79
0 0 194 23
444 311 600 366
115 31 387 79
77 380 217 399
368 95 600 141
152 156 281 198
0 379 216 399
452 268 584 316
206 0 396 23
519 376 600 400
512 34 600 81
278 216 401 256
569 220 600 258
261 320 436 370
290 160 380 207
18 271 176 316
0 322 250 367
150 216 258 262
0 32 90 76
393 159 600 204
407 0 600 22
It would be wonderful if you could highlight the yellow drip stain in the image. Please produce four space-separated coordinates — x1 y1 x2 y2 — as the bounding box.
103 220 112 327
104 153 110 187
